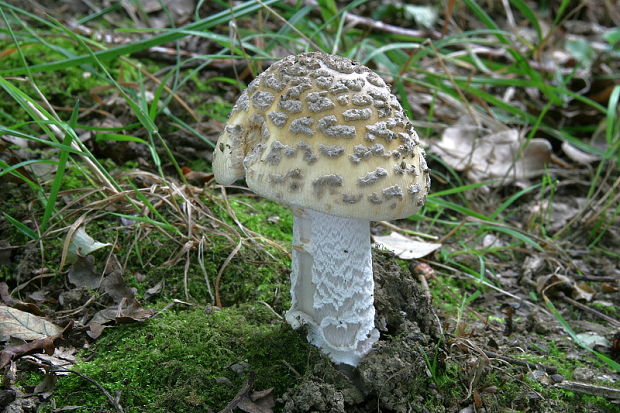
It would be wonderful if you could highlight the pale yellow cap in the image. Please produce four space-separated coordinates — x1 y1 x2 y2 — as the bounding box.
213 52 430 221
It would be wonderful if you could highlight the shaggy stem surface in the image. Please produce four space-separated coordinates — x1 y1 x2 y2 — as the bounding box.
286 208 379 366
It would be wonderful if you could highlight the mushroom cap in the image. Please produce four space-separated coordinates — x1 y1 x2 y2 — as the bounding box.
213 52 430 221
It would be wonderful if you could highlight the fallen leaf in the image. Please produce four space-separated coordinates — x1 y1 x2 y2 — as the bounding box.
0 282 44 315
33 373 57 397
536 274 573 297
528 198 587 232
431 116 553 186
88 298 154 336
0 322 72 368
144 281 163 300
373 232 441 259
87 323 109 340
68 255 102 289
102 269 136 302
217 371 274 413
574 282 596 302
182 167 213 184
561 141 600 164
575 332 610 348
28 346 76 372
0 240 17 266
0 305 63 341
238 388 275 413
67 227 111 264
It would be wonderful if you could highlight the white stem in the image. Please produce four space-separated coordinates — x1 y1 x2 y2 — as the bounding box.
286 208 379 366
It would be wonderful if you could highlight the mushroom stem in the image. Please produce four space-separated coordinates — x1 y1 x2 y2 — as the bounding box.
286 208 379 366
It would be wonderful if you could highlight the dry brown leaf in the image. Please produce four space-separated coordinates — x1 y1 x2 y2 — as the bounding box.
0 282 44 316
102 269 136 303
0 322 72 368
66 226 111 264
88 298 154 336
0 305 63 342
528 198 587 232
561 141 600 165
431 116 553 186
238 388 275 413
68 255 102 289
373 232 441 259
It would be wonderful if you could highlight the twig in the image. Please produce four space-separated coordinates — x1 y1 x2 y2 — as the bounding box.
31 355 125 413
573 275 620 283
429 259 548 314
558 292 620 328
344 11 441 39
481 349 557 374
215 239 243 308
555 380 620 400
217 371 256 413
198 236 215 304
377 220 439 240
256 0 321 51
258 301 284 320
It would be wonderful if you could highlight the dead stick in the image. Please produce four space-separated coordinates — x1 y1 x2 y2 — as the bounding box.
556 380 620 400
482 349 558 374
558 292 620 328
32 356 124 413
217 371 256 413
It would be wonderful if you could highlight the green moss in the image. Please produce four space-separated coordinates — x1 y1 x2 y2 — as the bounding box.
228 197 293 243
51 304 316 412
0 38 128 125
590 301 617 315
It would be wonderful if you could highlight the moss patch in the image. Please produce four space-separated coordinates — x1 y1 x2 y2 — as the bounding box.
51 304 317 412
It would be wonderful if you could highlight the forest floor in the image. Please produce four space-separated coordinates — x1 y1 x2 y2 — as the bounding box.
0 0 619 412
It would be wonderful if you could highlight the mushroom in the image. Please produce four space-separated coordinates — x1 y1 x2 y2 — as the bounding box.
213 52 430 366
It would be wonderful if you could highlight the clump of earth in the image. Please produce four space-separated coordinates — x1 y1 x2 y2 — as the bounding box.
280 251 448 413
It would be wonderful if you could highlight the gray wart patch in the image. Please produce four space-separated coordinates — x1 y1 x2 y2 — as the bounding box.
349 144 372 164
408 184 421 195
352 94 373 106
251 91 275 111
268 111 288 127
315 75 334 89
264 141 285 165
262 73 287 91
358 168 388 186
366 122 396 142
297 141 318 164
366 72 386 88
368 192 382 204
342 194 363 204
283 145 297 157
286 79 313 99
319 144 345 158
383 185 403 200
329 80 349 95
233 91 249 112
269 168 304 184
318 115 356 139
336 95 349 106
343 108 372 121
289 117 314 136
324 55 356 74
344 78 365 91
312 174 343 198
279 99 303 114
306 92 336 112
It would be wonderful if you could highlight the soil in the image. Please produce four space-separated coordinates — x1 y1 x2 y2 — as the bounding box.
281 251 448 413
